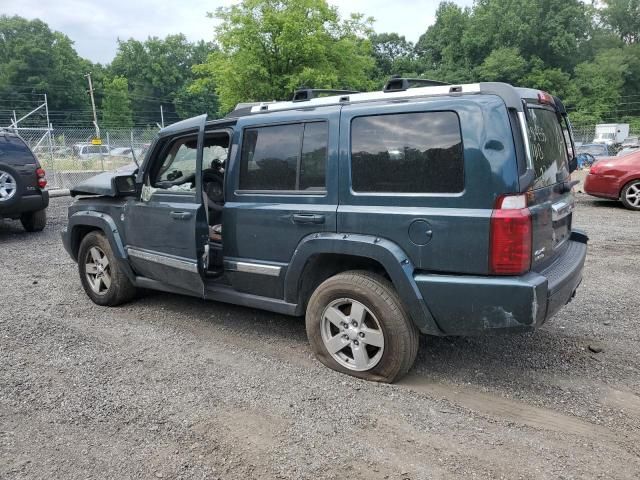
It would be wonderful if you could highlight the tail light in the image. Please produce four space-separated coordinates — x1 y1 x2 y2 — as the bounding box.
589 162 602 175
489 194 532 275
538 92 556 107
36 168 47 189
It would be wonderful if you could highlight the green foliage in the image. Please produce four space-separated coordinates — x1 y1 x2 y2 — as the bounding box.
370 33 419 83
102 76 132 128
0 15 89 124
601 0 640 44
110 35 217 124
201 0 376 114
475 47 528 84
415 2 473 82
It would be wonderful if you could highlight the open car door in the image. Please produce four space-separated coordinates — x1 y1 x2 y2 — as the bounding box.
124 114 208 296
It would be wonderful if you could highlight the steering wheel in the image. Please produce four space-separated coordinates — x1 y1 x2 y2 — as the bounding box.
203 169 224 212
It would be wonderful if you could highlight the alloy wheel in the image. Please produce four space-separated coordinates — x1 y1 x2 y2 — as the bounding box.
625 183 640 208
321 298 385 371
0 171 17 202
85 246 112 295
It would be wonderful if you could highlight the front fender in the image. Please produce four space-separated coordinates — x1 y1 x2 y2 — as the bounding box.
65 211 136 283
285 233 442 335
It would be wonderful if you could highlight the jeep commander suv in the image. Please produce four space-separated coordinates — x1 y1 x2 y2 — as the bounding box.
62 79 587 382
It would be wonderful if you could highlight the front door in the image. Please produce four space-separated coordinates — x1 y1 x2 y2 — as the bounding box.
124 115 208 295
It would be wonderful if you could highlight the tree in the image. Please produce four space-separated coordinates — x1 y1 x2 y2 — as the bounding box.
101 76 133 128
110 35 215 125
462 0 589 71
199 0 376 114
475 47 527 84
415 2 473 82
0 16 89 125
601 0 640 44
568 49 628 123
370 33 418 82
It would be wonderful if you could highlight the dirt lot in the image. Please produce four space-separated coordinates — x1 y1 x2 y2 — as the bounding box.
1 195 639 479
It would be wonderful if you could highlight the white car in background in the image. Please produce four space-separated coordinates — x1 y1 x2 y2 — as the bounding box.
73 144 109 160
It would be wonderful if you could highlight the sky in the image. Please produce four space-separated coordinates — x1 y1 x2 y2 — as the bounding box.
1 0 474 64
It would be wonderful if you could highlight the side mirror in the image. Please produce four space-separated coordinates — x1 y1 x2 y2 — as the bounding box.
569 155 578 173
112 174 137 196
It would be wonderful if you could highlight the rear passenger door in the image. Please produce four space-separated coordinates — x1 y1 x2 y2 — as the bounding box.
223 106 339 299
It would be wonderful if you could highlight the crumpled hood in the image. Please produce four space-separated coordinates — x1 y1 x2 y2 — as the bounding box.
70 164 137 197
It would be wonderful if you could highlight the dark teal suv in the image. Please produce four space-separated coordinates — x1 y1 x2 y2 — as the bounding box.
62 80 587 382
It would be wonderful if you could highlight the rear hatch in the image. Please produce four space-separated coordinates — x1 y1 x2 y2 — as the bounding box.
523 100 574 270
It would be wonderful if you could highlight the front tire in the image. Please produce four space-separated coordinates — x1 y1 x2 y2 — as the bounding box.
621 180 640 211
20 209 47 232
306 271 419 383
78 231 136 306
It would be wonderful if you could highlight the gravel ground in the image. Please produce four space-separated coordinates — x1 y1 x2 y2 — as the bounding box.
1 195 639 479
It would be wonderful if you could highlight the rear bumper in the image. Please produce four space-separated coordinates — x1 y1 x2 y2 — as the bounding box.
415 231 588 335
584 174 619 199
0 191 49 218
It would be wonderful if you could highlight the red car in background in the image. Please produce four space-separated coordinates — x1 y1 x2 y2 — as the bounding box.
584 150 640 210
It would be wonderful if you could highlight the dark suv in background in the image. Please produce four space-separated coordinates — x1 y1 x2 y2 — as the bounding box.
62 80 587 383
0 131 49 232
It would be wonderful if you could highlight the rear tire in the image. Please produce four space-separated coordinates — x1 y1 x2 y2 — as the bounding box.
306 270 419 383
20 209 47 232
78 231 136 306
620 180 640 211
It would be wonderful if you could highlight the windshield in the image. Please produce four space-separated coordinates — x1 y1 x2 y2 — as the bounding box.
526 107 570 189
577 145 608 157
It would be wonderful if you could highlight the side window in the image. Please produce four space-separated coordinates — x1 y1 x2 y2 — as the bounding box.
239 122 328 192
351 111 464 194
300 122 328 191
151 136 198 191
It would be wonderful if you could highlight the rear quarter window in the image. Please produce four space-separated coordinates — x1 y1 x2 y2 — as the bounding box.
350 111 464 194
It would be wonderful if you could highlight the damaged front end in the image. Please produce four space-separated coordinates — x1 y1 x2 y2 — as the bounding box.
70 166 138 198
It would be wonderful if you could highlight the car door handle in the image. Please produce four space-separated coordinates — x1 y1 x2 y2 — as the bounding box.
170 211 192 220
292 213 325 224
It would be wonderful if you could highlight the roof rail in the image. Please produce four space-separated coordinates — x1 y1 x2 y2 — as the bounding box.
292 88 359 102
383 77 450 92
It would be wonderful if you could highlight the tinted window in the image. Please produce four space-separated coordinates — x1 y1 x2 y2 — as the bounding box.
351 112 464 193
300 122 328 190
0 136 35 163
526 107 570 189
239 122 328 191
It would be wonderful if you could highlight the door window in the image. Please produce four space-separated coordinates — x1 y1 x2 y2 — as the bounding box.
239 122 328 192
151 136 198 192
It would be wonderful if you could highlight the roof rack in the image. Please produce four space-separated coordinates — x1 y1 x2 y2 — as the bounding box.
292 88 359 102
383 77 450 92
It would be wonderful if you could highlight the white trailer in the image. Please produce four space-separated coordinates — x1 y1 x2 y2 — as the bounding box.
593 123 630 146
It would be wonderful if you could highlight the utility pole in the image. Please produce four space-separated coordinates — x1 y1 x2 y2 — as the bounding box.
85 73 100 140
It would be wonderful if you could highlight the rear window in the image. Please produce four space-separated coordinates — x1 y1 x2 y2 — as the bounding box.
0 136 35 163
350 111 464 193
526 107 570 189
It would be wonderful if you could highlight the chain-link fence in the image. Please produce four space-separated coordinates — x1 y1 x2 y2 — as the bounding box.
571 124 640 145
15 127 159 190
